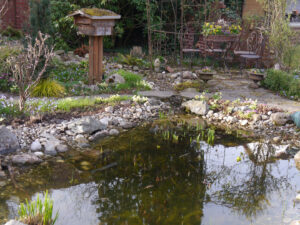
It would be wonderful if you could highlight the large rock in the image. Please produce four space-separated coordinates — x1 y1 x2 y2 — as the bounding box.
290 221 300 225
5 220 27 225
0 126 20 155
105 73 125 85
68 117 107 134
270 112 291 126
12 153 42 166
182 100 209 116
291 111 300 128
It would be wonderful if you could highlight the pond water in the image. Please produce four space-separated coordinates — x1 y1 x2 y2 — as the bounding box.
0 118 299 225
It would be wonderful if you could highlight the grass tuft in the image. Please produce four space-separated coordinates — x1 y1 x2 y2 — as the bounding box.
18 190 58 225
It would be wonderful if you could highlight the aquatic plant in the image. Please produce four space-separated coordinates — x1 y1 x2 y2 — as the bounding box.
18 190 58 225
207 129 215 145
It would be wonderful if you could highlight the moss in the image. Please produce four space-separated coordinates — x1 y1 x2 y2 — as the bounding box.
174 81 205 92
82 8 118 17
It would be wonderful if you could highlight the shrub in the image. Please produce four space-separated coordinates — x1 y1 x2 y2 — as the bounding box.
1 26 23 39
114 70 151 91
116 53 145 66
7 32 54 110
262 69 300 99
31 79 65 97
18 191 58 225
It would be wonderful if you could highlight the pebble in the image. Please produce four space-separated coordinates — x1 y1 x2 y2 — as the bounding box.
240 120 248 126
109 129 120 136
30 140 42 152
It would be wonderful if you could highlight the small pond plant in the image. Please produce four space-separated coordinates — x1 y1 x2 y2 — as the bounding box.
18 190 58 225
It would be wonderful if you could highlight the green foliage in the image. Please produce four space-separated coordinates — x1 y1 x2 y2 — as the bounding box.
31 79 66 98
18 191 58 225
30 0 54 40
56 95 130 112
116 53 145 66
0 45 22 92
283 45 300 70
0 96 21 120
112 70 151 91
262 70 300 99
1 26 23 39
174 81 203 92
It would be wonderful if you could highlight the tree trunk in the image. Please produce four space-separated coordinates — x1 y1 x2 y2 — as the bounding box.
19 94 26 111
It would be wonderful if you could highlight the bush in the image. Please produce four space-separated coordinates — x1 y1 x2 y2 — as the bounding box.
0 45 22 92
31 79 65 97
114 70 152 91
18 191 58 225
1 26 23 39
262 69 300 99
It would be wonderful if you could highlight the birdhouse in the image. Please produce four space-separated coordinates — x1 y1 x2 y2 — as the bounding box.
69 8 121 84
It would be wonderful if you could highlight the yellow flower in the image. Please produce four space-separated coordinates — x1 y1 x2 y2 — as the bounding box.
210 25 213 28
206 23 209 26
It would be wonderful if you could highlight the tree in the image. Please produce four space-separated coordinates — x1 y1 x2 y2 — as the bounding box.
7 32 54 111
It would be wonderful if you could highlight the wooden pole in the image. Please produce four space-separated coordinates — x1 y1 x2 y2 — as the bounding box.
89 36 104 84
146 0 153 72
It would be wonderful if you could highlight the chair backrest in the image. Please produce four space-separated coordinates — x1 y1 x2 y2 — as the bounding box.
246 29 265 55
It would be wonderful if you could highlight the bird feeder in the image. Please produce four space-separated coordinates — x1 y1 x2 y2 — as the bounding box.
69 8 121 84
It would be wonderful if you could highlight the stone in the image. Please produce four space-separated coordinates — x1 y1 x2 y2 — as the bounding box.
109 129 120 136
89 130 109 142
34 152 44 157
55 50 65 55
105 74 125 85
30 140 42 152
166 66 174 73
44 141 57 156
252 114 261 122
270 113 291 126
0 170 6 178
56 144 69 153
120 121 135 129
133 66 139 71
100 117 110 127
248 83 259 89
68 117 107 134
240 120 248 126
290 221 300 225
154 58 161 72
182 100 209 116
75 134 88 144
182 71 196 79
273 145 290 159
291 112 300 128
295 151 300 164
262 115 268 120
0 126 20 155
4 220 27 225
273 136 281 143
105 106 114 113
12 153 42 166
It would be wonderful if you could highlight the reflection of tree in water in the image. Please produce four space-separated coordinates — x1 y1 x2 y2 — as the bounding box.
91 129 206 225
207 147 290 220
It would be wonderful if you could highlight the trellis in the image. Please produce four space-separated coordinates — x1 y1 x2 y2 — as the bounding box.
146 0 244 68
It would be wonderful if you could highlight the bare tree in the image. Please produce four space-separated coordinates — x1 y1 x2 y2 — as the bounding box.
7 32 54 111
0 0 8 16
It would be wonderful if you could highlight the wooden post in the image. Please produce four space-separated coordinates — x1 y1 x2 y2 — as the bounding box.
89 36 104 84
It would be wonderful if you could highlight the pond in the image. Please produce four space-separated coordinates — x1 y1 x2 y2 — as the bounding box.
0 118 299 225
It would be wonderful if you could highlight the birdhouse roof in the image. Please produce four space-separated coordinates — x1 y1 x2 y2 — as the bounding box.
68 8 121 20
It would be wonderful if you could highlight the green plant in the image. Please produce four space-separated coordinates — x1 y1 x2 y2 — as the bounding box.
30 0 54 41
262 70 300 99
31 79 65 97
18 190 58 225
116 53 145 66
207 128 215 145
1 26 23 39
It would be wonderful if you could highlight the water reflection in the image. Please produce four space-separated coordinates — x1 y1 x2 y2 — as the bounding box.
0 123 299 225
